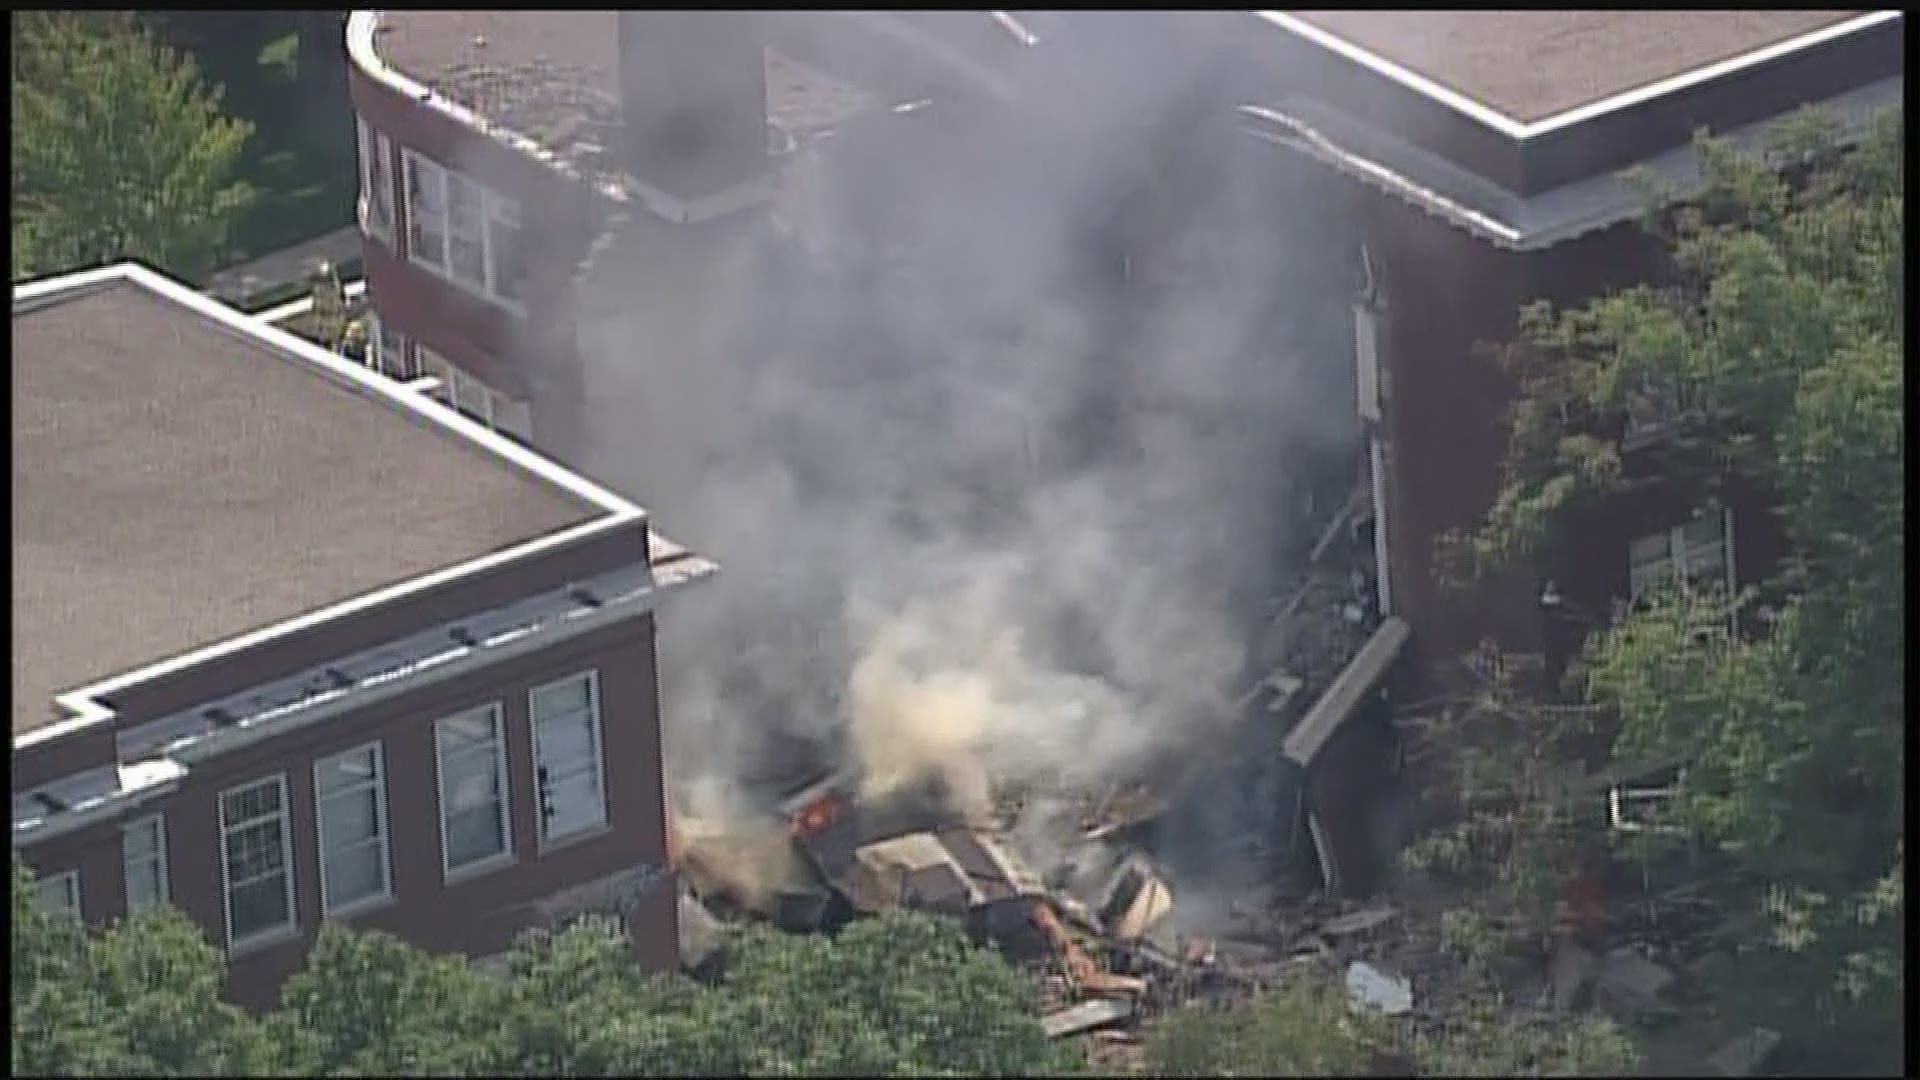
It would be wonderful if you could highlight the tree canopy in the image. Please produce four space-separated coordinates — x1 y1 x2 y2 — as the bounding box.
1434 108 1904 1073
10 862 1075 1078
11 11 255 283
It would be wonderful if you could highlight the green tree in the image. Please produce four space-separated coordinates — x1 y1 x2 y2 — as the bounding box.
1446 108 1903 1073
1147 978 1386 1077
710 913 1078 1076
11 862 273 1077
1145 972 1638 1077
11 11 255 283
16 861 1069 1079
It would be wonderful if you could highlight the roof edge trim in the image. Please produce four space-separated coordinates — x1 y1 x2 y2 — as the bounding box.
12 261 648 749
1252 10 1902 142
345 10 776 224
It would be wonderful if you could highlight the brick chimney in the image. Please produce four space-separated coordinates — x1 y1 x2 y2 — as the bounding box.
617 11 771 205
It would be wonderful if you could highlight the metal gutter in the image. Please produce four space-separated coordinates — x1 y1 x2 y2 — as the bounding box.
1239 75 1902 253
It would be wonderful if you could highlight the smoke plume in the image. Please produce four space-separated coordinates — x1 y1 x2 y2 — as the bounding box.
569 12 1363 883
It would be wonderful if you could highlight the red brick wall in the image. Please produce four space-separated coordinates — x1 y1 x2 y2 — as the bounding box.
16 613 673 1011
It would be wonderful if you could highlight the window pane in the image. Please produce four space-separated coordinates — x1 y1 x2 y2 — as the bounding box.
323 786 381 844
488 216 525 304
226 820 286 881
1628 532 1670 568
324 843 385 908
222 781 282 824
124 818 160 861
533 677 592 720
541 771 605 838
407 157 446 267
317 746 378 798
450 235 487 289
537 713 596 767
438 710 496 752
127 859 164 909
447 173 483 231
447 805 506 867
445 174 486 285
446 756 502 812
33 874 78 916
1679 514 1724 549
1684 541 1726 574
230 873 289 940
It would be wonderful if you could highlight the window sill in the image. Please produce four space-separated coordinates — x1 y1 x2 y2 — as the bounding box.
539 821 612 857
227 924 303 961
443 851 518 888
321 892 396 924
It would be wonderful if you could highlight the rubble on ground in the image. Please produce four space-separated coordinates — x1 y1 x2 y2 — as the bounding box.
1345 961 1414 1015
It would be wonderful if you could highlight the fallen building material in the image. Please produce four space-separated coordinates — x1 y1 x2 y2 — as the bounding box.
1098 854 1176 943
678 887 725 971
1282 616 1410 769
1595 945 1677 1016
1031 900 1148 997
1548 940 1597 1012
1345 961 1413 1015
1707 1027 1782 1078
1041 997 1136 1039
1320 905 1396 938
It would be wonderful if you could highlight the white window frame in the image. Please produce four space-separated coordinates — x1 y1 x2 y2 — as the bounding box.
529 670 610 848
1368 436 1392 617
1628 508 1737 601
218 774 298 951
434 703 515 879
313 742 394 917
415 343 530 438
400 148 526 314
33 870 80 918
122 814 169 912
356 115 396 246
1354 301 1382 424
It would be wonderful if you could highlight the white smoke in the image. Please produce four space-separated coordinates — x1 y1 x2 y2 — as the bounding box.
564 13 1364 869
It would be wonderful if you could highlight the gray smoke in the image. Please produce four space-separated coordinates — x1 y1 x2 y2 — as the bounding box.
570 13 1362 868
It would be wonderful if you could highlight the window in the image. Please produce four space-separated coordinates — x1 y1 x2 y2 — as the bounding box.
406 150 448 269
446 170 488 290
1623 374 1685 447
219 776 297 948
416 344 531 439
436 705 513 875
1353 302 1381 423
488 194 526 305
33 871 80 918
367 313 418 380
1629 509 1735 601
356 116 395 245
123 815 168 911
315 743 392 914
530 672 608 845
401 148 525 311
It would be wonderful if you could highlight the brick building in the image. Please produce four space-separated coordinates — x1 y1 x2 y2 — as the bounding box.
11 263 715 1007
1239 10 1902 683
343 9 1900 693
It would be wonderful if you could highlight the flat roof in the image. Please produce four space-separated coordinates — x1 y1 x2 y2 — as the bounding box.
11 268 621 736
370 11 877 183
1280 11 1876 130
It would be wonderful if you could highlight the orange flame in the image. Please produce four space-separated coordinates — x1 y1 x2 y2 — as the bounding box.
789 790 850 839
